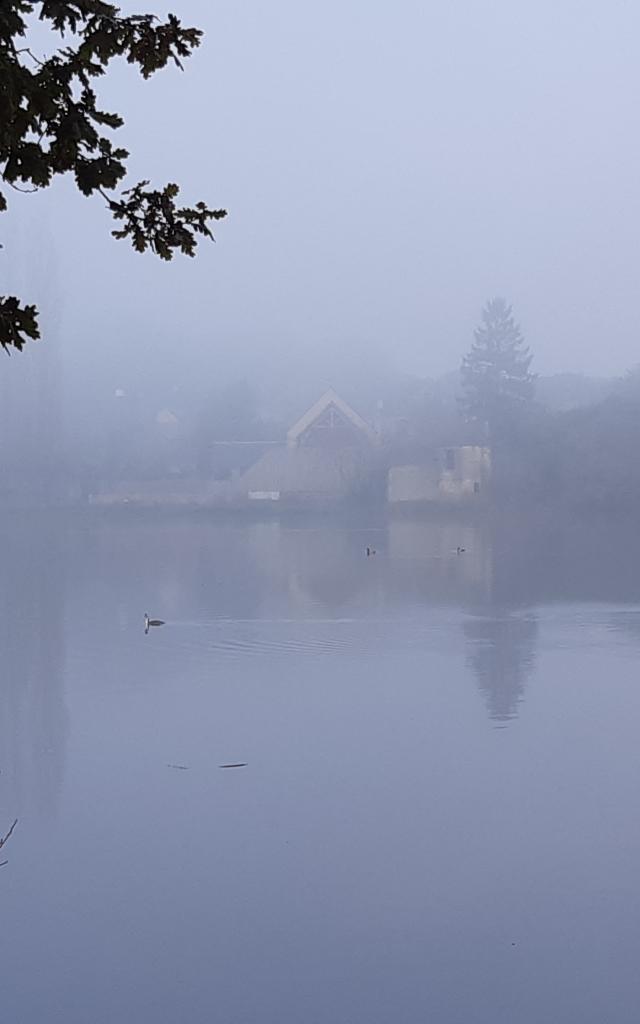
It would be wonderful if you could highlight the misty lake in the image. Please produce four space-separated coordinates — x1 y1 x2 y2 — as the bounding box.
2 513 640 1023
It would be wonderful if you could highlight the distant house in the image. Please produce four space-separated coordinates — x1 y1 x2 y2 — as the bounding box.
88 387 491 511
388 446 491 506
240 389 377 503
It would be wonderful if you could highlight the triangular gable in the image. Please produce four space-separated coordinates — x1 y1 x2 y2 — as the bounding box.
287 388 376 447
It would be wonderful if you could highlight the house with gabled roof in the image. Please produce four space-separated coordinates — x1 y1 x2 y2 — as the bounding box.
239 389 379 503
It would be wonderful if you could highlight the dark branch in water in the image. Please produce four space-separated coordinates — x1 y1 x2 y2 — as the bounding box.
0 818 18 865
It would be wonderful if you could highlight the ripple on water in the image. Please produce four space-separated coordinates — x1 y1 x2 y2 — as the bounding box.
147 614 460 661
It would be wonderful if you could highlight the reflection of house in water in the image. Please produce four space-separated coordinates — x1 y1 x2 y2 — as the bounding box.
240 389 378 505
241 520 372 612
251 519 494 616
284 528 369 611
388 520 492 606
464 613 538 723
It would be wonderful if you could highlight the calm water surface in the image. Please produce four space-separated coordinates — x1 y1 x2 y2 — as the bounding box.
1 515 640 1023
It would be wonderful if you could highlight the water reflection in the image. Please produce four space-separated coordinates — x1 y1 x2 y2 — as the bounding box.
0 520 67 819
464 612 538 724
386 520 539 723
488 514 640 607
263 524 369 612
387 518 492 606
5 510 640 824
5 513 640 1024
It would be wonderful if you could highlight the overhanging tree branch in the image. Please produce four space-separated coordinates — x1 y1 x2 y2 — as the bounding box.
0 1 227 352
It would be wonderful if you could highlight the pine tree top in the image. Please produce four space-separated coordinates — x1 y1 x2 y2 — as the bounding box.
460 297 536 434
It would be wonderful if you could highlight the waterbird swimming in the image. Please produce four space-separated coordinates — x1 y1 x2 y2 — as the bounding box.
144 613 166 634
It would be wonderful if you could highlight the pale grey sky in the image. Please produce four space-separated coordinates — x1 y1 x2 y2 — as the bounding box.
7 0 640 392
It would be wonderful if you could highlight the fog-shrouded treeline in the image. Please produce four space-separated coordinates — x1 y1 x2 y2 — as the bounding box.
492 366 640 516
0 305 638 517
0 249 634 513
3 0 640 519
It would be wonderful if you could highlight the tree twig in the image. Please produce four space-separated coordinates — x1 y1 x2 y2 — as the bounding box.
0 818 18 853
15 47 45 67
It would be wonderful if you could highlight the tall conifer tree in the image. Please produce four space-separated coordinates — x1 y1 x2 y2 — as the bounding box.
460 298 535 441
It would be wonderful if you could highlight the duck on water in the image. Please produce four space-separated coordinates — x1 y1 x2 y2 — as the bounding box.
144 614 165 634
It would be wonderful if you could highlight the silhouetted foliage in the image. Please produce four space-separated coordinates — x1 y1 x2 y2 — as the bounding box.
0 1 226 351
460 298 535 442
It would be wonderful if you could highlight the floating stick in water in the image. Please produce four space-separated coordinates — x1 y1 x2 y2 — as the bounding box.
0 818 17 866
